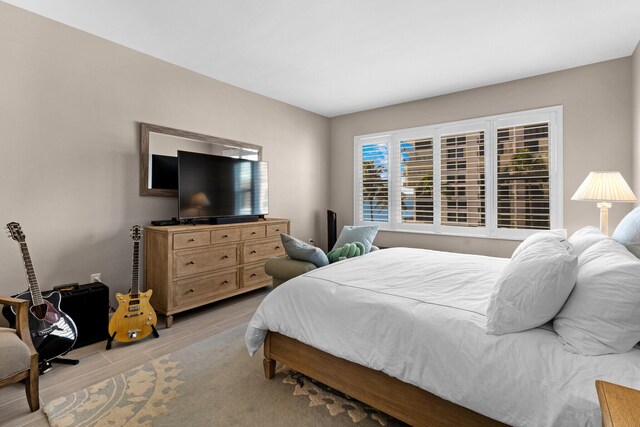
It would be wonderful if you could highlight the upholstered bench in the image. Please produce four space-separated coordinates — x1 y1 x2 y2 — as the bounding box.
265 256 317 287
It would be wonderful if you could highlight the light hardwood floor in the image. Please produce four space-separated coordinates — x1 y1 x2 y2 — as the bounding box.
0 288 269 427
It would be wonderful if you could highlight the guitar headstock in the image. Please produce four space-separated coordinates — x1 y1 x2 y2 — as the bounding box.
130 225 143 241
6 222 25 243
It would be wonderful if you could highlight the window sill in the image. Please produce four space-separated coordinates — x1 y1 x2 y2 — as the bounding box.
376 227 529 241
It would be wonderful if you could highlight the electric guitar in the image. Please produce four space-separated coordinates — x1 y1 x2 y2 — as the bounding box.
107 225 158 348
4 222 78 365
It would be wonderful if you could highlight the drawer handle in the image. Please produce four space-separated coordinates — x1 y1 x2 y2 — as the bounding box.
188 238 196 242
275 245 281 250
250 250 257 254
250 273 257 277
223 234 229 238
275 228 280 232
251 231 257 235
188 260 195 265
222 255 229 259
223 280 229 284
189 288 195 293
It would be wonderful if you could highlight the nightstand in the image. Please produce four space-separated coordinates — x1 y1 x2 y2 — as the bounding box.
596 380 640 426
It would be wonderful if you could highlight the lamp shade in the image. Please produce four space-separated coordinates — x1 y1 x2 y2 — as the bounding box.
571 171 637 202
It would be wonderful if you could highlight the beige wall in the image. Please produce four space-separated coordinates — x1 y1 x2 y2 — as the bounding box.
0 3 330 299
633 42 640 196
330 58 633 258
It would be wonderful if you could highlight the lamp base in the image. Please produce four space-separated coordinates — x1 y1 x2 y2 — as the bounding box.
597 202 612 235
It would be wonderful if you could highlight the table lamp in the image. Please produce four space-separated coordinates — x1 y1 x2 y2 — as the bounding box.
571 171 637 235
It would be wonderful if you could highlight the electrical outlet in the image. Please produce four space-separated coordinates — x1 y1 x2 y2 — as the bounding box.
90 273 101 283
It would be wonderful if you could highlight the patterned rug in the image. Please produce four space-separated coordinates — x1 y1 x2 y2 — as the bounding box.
44 324 404 426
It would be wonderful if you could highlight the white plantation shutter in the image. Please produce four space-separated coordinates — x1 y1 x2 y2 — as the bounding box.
354 106 562 238
396 137 434 225
496 122 550 230
440 130 485 228
356 139 390 224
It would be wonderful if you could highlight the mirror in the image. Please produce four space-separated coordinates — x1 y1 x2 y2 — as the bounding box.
140 123 262 197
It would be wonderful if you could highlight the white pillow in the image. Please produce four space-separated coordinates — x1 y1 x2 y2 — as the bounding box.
486 239 577 335
511 229 568 259
568 226 608 257
612 206 640 258
553 239 640 355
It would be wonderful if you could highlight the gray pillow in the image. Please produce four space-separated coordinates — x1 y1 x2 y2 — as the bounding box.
280 234 329 267
333 225 379 254
612 206 640 258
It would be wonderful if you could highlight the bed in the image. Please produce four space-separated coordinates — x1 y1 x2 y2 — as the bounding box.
245 247 640 426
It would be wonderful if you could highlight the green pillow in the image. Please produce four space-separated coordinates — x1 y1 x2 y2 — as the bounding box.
333 225 379 253
327 242 365 263
280 234 329 267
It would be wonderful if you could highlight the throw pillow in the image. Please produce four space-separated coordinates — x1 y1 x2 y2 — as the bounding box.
486 238 577 335
511 229 568 259
333 225 379 254
612 206 640 258
553 239 640 355
280 234 329 267
568 226 608 257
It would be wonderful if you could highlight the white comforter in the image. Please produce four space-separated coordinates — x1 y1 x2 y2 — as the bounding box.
245 247 640 426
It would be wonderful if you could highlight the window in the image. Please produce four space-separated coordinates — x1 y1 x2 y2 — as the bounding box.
354 106 562 239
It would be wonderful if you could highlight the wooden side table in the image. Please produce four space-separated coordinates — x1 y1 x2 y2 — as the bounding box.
596 380 640 426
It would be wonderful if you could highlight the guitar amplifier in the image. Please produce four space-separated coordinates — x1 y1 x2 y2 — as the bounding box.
58 282 110 348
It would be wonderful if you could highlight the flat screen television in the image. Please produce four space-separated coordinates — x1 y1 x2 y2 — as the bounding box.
177 150 268 222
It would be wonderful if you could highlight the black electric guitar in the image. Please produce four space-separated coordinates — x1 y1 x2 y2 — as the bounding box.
106 225 159 349
4 222 78 367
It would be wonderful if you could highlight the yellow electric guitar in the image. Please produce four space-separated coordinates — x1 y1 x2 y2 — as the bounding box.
107 225 159 349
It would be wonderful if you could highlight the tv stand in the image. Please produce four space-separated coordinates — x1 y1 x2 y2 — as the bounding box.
144 218 289 328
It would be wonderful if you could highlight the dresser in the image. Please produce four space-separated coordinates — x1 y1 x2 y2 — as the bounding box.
144 218 289 327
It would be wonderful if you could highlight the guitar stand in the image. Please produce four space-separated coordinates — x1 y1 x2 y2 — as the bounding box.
39 357 80 375
105 325 160 350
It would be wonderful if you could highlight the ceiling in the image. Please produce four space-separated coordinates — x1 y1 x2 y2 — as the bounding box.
4 0 640 117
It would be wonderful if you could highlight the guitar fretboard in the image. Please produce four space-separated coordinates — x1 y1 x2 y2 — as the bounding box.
19 242 44 306
131 241 140 294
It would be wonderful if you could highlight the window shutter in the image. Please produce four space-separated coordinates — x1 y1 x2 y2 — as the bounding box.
357 141 389 223
496 123 550 230
397 138 434 224
440 131 485 227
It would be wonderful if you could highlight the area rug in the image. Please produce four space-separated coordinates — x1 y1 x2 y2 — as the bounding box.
43 324 404 426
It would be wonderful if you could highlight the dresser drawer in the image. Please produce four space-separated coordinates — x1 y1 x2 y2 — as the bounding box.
173 231 210 250
266 223 287 237
174 270 238 306
242 263 270 287
174 245 238 278
211 228 241 245
241 224 266 240
243 239 285 264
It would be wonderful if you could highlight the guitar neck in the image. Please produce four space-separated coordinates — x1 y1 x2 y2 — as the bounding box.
18 242 44 306
131 241 140 294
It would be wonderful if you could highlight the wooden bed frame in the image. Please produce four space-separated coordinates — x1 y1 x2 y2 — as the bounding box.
263 331 506 426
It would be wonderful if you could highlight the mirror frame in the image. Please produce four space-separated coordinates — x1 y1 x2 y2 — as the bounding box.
139 123 263 197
